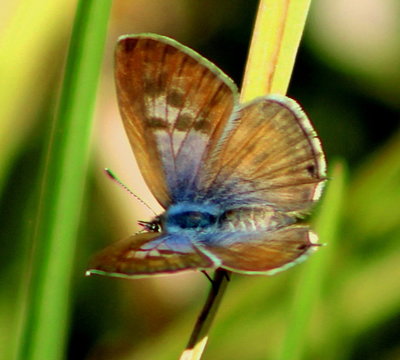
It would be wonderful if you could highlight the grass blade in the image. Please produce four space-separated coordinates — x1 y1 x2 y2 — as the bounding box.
241 0 312 101
278 162 347 360
16 1 111 359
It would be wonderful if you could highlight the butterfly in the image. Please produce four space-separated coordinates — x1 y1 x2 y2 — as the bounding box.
86 34 326 279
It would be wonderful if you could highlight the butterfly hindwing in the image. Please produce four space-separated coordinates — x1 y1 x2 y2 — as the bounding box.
115 35 239 207
87 232 215 278
198 225 317 274
199 96 326 213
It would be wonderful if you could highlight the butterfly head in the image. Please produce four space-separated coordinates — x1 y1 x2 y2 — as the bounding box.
138 218 162 232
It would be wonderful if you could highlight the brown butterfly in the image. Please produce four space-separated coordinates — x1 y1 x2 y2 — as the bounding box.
86 34 326 279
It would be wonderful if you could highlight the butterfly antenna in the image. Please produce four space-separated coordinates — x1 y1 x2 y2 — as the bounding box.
104 168 157 216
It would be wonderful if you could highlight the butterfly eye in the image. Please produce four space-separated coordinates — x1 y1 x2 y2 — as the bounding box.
138 220 162 232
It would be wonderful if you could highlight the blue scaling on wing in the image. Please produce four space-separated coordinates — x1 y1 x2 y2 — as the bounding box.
139 233 196 253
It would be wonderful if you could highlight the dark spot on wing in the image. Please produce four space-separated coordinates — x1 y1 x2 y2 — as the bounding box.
194 119 211 133
146 117 169 129
175 113 193 131
306 164 316 177
167 90 185 108
143 78 162 97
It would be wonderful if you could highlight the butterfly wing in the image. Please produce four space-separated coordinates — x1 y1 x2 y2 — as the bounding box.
198 225 317 275
86 232 215 278
199 96 326 213
115 35 238 207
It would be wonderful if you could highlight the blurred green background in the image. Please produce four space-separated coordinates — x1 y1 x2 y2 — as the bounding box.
1 0 399 359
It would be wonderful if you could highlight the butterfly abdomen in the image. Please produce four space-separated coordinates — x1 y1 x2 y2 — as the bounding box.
219 207 294 232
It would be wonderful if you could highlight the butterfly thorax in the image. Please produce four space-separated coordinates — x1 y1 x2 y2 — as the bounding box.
161 203 221 233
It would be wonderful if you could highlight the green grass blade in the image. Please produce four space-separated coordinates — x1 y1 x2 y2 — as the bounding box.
0 1 74 193
16 1 111 359
278 161 347 360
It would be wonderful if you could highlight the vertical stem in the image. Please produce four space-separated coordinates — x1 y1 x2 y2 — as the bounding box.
180 270 230 360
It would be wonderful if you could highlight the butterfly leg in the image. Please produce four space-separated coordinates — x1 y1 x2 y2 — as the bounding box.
201 270 213 284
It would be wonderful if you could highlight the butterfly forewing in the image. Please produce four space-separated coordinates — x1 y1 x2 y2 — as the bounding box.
87 232 215 278
200 96 326 213
115 35 238 207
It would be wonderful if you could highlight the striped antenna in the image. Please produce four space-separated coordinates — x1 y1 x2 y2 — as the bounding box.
104 168 157 216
